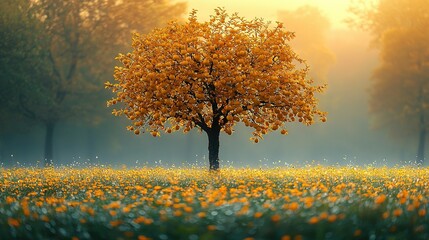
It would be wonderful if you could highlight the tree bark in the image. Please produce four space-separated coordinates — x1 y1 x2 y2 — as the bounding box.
207 128 220 171
44 121 55 167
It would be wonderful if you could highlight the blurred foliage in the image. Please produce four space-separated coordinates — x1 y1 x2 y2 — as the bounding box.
350 0 429 164
0 0 186 163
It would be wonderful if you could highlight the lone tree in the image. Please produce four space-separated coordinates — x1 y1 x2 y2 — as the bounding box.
106 9 326 170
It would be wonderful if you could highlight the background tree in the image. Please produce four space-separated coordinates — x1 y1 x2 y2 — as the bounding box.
1 0 186 166
106 8 326 170
0 0 47 163
350 0 429 165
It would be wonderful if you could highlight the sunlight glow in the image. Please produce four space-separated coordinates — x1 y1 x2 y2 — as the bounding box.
186 0 355 29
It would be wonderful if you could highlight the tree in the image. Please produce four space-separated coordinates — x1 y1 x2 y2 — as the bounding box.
0 0 47 163
1 0 186 166
106 8 326 170
350 0 429 165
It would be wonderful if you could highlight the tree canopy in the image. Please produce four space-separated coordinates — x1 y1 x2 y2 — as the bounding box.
106 8 326 170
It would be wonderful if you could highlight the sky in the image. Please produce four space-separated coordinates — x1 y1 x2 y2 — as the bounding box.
186 0 353 29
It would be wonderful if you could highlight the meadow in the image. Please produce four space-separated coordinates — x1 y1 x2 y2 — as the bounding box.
0 166 428 240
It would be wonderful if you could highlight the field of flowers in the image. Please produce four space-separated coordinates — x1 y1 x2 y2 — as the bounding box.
0 166 428 240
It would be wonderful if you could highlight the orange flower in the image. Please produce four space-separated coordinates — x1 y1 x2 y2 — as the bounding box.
382 211 390 219
354 229 362 236
173 210 182 217
110 220 122 227
393 208 403 217
374 194 386 204
418 209 426 217
207 225 216 231
271 214 281 223
253 212 263 218
41 215 49 222
138 235 152 240
327 215 337 223
197 212 206 218
281 236 291 240
7 218 20 227
288 202 299 211
6 196 15 204
319 212 328 219
308 216 319 224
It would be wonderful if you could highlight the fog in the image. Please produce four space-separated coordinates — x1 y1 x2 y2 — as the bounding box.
0 1 426 168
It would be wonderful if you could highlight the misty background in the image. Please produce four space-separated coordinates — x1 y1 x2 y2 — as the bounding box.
0 0 426 168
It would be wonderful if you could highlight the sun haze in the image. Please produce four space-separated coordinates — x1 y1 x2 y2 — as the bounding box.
186 0 353 29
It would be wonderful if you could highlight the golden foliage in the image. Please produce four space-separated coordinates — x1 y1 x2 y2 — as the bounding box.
106 8 326 140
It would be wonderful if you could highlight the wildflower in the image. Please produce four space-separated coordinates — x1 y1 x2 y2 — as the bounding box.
207 225 216 231
288 202 299 211
184 206 193 213
308 216 319 224
6 196 15 204
294 235 303 240
327 215 337 223
138 235 152 240
110 220 122 227
354 229 362 236
382 212 389 219
41 215 49 222
7 218 20 227
281 236 291 240
271 214 281 223
418 209 426 217
319 212 328 219
393 208 403 217
374 194 386 204
253 212 263 218
174 210 183 217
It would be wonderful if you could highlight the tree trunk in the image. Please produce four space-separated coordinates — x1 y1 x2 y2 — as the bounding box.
416 128 426 165
416 109 426 165
44 121 55 167
207 128 220 171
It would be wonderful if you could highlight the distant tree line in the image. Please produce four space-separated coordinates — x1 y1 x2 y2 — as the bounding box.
0 0 186 166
